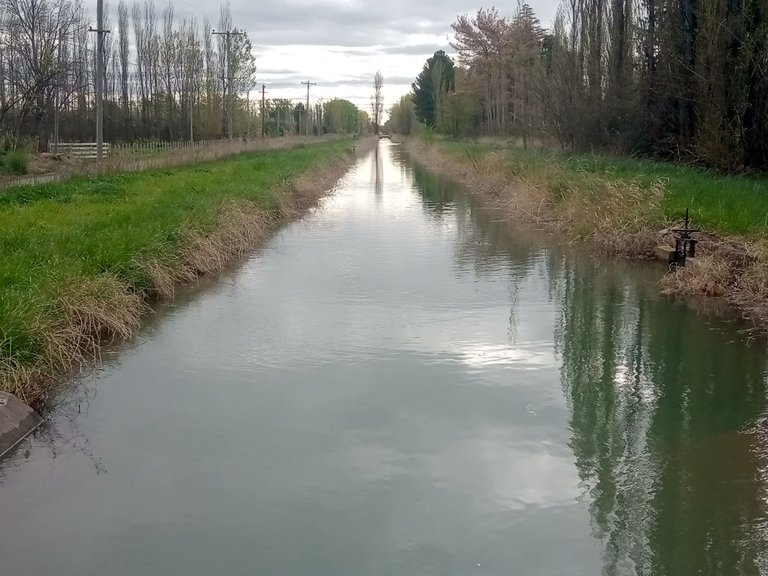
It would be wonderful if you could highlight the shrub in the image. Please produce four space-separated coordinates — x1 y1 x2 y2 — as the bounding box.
420 125 435 146
6 150 28 174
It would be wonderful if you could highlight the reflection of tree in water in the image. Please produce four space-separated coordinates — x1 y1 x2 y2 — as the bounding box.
555 254 768 575
372 145 383 199
411 161 457 220
407 149 768 573
412 159 542 276
411 160 548 346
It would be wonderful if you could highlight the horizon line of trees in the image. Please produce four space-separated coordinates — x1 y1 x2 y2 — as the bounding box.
387 1 768 173
0 0 371 151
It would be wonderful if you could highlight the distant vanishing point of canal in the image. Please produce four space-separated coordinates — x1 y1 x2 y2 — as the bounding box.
2 141 768 576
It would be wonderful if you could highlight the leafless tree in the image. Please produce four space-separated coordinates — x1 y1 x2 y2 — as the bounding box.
0 0 359 148
0 0 81 149
370 70 383 134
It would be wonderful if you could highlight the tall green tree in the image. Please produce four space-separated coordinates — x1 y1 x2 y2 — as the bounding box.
412 50 456 128
385 94 417 135
322 99 359 134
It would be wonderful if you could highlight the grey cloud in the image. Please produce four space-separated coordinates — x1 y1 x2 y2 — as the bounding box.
327 47 380 57
165 0 558 102
228 0 462 46
119 0 557 49
366 75 414 85
380 43 452 56
258 68 301 75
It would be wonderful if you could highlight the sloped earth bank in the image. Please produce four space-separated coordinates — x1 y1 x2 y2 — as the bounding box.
1 138 375 409
405 139 768 328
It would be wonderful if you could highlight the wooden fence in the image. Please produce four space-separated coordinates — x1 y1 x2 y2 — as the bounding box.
55 142 112 159
53 139 236 159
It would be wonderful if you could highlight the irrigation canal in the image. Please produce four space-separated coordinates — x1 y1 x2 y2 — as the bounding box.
2 141 767 575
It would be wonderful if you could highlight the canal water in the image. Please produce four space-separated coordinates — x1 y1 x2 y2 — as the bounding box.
2 141 768 575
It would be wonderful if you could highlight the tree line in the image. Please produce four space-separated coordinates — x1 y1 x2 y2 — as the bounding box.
0 0 370 151
388 1 768 172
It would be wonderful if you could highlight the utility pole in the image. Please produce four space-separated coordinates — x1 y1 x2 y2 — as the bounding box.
301 80 316 137
189 92 194 143
90 0 110 162
54 29 63 154
212 28 244 140
260 84 266 138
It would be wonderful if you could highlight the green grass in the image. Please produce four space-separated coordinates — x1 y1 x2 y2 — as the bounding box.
0 139 351 384
440 140 768 238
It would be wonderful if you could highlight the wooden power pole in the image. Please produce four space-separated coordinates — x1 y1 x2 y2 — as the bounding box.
260 84 267 138
54 29 63 154
90 0 109 162
301 81 316 136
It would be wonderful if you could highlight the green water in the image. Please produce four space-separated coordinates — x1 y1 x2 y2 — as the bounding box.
1 142 767 575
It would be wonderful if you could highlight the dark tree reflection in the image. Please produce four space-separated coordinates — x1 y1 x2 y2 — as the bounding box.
406 150 768 575
556 255 768 575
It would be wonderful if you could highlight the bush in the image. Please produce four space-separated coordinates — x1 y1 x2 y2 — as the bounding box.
6 150 28 174
420 125 435 146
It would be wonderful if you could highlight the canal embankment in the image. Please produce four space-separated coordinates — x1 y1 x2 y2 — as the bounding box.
405 138 768 327
0 137 374 410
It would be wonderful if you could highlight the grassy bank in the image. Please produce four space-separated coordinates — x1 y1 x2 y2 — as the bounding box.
408 138 768 325
0 136 339 190
440 140 768 237
0 138 364 407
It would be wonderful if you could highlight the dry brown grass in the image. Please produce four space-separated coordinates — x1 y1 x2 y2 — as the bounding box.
661 237 768 325
1 274 144 407
181 205 274 276
661 256 733 298
135 257 191 299
554 173 666 257
1 365 50 408
408 140 666 258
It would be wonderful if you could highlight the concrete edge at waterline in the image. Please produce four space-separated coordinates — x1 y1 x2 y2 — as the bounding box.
0 393 43 460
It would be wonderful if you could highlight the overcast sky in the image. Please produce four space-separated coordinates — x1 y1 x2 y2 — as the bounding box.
150 0 559 115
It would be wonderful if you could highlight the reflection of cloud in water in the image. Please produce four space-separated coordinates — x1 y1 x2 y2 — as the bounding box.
455 342 553 371
430 430 582 512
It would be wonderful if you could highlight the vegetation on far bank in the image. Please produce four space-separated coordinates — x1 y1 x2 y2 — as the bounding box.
410 137 768 327
387 1 768 174
0 138 357 407
438 140 768 239
386 0 768 320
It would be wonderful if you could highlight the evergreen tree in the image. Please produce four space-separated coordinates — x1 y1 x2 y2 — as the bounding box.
411 50 456 128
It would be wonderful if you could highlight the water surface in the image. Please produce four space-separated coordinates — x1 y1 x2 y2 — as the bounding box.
2 142 767 575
